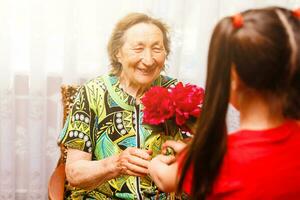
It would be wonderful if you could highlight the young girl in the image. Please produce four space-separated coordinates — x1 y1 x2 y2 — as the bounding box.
149 7 300 200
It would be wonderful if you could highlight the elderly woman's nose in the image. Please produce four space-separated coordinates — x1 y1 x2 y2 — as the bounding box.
141 50 155 66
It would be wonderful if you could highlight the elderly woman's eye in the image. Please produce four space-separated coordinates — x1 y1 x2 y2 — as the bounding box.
133 48 144 53
153 48 163 53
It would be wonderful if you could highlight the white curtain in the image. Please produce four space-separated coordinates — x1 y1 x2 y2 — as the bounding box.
0 0 298 199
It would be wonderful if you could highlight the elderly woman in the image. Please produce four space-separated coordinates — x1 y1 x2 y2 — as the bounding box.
58 13 185 199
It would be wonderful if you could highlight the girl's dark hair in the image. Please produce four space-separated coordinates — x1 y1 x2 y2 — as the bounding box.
178 7 300 199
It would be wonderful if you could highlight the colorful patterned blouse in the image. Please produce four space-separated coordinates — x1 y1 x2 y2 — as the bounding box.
58 74 184 200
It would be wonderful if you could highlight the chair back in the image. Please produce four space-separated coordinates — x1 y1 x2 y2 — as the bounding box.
48 85 80 200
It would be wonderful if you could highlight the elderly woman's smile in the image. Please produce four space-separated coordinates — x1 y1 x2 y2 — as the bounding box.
136 65 157 74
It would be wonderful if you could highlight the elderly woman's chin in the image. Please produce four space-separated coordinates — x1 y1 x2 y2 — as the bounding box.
134 70 161 86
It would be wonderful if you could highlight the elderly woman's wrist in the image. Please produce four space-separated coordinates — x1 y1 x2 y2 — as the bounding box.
109 155 123 177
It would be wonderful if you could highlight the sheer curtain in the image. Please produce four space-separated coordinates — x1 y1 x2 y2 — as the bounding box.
0 0 298 199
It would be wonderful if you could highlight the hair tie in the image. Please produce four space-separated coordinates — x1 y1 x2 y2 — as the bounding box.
232 14 243 29
292 8 300 19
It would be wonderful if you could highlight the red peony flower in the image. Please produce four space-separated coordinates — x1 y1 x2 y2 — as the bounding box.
170 82 205 126
141 86 175 125
141 82 204 135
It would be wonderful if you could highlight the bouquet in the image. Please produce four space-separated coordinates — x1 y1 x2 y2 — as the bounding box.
141 82 204 136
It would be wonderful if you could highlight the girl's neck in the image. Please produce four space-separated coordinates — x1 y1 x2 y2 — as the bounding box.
238 92 285 130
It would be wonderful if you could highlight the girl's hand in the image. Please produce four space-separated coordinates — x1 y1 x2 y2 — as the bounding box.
149 154 178 192
162 140 187 155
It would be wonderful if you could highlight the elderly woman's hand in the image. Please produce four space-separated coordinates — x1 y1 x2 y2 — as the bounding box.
117 147 152 177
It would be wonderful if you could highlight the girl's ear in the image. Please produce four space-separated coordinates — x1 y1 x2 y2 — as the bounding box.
230 64 241 110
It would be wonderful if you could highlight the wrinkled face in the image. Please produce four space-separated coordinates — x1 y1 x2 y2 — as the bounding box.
117 23 166 87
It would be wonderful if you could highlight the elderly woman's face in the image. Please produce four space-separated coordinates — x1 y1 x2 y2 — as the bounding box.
117 23 166 87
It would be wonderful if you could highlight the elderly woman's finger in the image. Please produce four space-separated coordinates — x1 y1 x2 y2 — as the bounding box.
129 147 152 160
127 154 151 169
146 149 153 155
123 169 148 177
123 161 149 175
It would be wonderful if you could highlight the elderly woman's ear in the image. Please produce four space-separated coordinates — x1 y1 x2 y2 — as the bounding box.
116 52 121 62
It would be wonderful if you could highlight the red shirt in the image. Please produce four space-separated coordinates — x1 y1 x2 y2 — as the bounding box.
179 121 300 199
